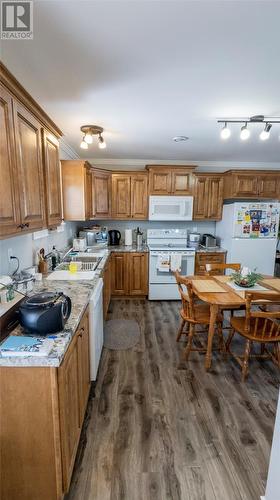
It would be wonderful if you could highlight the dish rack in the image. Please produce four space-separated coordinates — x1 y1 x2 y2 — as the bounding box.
72 260 96 271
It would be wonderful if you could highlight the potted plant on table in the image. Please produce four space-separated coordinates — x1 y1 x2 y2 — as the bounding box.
230 267 263 288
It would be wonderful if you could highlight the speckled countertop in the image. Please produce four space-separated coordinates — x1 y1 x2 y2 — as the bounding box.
107 243 149 253
196 246 227 253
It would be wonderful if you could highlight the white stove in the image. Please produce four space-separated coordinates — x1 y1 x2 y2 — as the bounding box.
147 229 195 300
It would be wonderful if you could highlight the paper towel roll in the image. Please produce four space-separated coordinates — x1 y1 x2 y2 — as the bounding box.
125 229 133 246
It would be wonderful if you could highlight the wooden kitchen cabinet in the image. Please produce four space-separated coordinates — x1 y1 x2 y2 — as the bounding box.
129 253 148 295
195 251 227 275
42 129 62 227
94 169 111 218
111 172 148 219
223 170 280 199
147 165 195 195
102 256 112 318
0 83 21 237
61 160 94 221
193 174 223 220
111 252 148 296
0 63 62 238
0 308 90 500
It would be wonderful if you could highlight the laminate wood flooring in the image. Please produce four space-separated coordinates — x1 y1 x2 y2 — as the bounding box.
67 299 280 500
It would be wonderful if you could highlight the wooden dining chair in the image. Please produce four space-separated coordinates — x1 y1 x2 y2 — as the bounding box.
227 291 280 381
174 271 224 359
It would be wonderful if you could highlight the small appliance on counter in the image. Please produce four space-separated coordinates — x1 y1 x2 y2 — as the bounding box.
125 229 133 246
200 234 217 248
79 227 108 247
108 229 121 246
187 232 201 250
19 292 71 335
73 237 87 252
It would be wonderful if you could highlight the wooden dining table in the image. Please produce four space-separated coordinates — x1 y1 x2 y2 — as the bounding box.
187 275 280 371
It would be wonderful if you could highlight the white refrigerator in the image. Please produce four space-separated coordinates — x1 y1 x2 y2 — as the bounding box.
216 202 280 275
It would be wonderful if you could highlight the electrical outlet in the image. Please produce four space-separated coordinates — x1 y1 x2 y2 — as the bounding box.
8 248 14 260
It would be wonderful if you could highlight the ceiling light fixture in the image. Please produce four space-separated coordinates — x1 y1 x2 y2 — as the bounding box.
217 115 280 141
98 133 106 149
80 125 106 149
240 123 250 141
220 122 231 140
260 123 272 141
80 137 88 149
172 136 189 142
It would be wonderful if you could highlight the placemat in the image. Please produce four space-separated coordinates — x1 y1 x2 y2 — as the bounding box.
193 280 227 293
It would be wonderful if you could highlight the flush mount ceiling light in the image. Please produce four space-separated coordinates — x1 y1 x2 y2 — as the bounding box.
217 115 280 142
80 125 106 149
172 136 189 142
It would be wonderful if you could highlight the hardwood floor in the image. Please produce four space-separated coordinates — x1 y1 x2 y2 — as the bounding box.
67 299 280 500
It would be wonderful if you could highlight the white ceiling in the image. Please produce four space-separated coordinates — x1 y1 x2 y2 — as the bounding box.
2 0 280 167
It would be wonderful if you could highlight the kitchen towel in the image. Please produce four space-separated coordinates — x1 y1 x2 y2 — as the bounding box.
156 254 170 272
170 254 182 272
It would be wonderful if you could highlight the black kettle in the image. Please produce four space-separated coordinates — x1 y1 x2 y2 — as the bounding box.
108 230 121 246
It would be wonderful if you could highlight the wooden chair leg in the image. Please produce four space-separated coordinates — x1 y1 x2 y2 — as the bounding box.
184 324 195 360
273 343 280 368
176 319 186 342
260 343 265 355
241 340 252 382
217 322 225 353
226 328 235 351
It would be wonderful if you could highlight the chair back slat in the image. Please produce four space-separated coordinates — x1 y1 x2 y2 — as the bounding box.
245 292 280 340
174 271 196 321
205 263 241 275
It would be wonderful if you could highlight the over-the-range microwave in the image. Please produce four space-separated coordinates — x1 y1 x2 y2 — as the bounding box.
149 195 193 221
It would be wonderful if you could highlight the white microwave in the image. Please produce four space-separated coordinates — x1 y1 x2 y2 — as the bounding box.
149 196 193 221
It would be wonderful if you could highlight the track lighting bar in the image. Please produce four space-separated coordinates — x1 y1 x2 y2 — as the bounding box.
218 115 280 141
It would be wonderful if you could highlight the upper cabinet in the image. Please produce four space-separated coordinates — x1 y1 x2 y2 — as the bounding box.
61 162 111 221
42 130 62 227
112 172 148 219
147 166 195 195
223 170 280 199
0 63 62 239
193 174 224 221
94 169 111 218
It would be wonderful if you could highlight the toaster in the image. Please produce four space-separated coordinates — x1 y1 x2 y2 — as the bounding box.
201 234 217 248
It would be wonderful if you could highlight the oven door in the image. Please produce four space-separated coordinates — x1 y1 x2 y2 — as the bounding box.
149 251 195 284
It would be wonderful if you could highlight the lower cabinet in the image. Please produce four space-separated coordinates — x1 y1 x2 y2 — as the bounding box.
195 251 227 275
111 252 148 296
0 308 90 500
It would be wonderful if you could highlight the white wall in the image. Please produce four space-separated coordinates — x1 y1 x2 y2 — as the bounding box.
264 392 280 500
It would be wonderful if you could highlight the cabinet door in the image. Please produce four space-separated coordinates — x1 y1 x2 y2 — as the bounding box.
129 253 148 295
85 167 94 220
58 336 80 492
0 84 21 237
258 175 280 199
207 177 223 220
149 169 172 195
131 174 148 219
233 174 258 197
103 258 111 319
111 253 129 295
77 310 90 425
171 170 192 195
112 174 131 218
193 177 208 220
94 171 111 218
42 130 62 227
195 252 226 275
13 101 46 231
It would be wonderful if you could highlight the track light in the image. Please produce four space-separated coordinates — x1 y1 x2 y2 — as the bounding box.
98 133 106 149
80 125 106 149
80 137 88 149
240 123 250 140
220 123 231 140
260 123 272 141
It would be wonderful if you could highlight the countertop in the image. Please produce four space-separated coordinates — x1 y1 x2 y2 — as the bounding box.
196 246 227 253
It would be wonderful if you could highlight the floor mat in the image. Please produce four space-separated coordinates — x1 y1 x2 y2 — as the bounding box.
104 319 140 350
